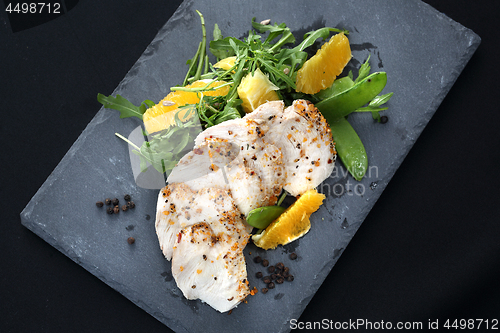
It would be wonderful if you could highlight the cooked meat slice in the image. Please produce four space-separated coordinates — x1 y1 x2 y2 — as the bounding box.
167 140 239 183
155 183 246 260
171 221 250 313
156 99 335 313
194 99 335 196
257 99 336 196
193 101 284 148
168 139 284 216
222 143 284 214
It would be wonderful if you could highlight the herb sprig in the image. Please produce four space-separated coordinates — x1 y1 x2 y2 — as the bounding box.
97 94 154 120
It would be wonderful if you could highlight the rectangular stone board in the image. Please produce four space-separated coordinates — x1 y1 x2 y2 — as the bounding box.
21 1 480 332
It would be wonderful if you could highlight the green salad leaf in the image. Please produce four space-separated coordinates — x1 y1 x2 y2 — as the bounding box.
97 93 154 120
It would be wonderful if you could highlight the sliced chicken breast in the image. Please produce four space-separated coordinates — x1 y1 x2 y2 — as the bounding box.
155 183 250 260
156 99 335 313
156 183 251 312
194 101 284 148
252 99 336 196
168 129 285 215
194 99 336 196
167 140 239 184
222 143 284 213
172 221 249 312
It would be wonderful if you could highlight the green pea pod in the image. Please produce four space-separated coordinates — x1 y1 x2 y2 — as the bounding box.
316 72 387 124
329 117 368 181
314 76 354 100
246 205 286 229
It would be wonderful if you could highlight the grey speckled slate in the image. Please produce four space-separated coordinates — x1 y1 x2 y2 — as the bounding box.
21 1 480 332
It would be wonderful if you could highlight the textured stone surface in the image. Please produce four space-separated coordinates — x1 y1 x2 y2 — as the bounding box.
20 1 480 332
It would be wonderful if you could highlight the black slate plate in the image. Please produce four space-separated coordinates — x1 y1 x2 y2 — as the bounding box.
20 1 480 332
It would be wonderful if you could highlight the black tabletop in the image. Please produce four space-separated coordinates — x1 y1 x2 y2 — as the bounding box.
2 1 499 332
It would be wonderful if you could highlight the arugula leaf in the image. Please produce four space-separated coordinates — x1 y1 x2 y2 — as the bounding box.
355 55 371 84
251 19 295 49
355 92 393 111
97 93 154 120
215 100 242 124
259 58 296 89
371 110 382 122
209 37 243 58
294 27 342 52
355 106 390 112
213 23 223 41
355 92 394 121
251 18 285 34
118 116 202 174
348 70 354 81
269 29 295 53
369 92 394 107
209 24 226 60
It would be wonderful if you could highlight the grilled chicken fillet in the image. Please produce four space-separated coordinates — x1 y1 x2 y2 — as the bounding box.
156 99 335 312
156 183 251 311
168 121 285 215
172 221 249 312
195 100 336 195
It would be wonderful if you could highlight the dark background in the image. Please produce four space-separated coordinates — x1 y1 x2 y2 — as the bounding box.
1 1 499 332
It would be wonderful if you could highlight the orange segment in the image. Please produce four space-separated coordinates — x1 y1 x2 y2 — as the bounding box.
214 56 237 71
295 32 352 94
237 68 280 113
143 80 230 133
252 189 325 250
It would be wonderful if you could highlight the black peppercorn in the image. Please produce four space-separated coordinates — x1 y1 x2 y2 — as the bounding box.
276 277 284 284
256 272 263 279
127 201 135 209
270 273 277 280
111 198 119 206
262 259 269 267
124 194 131 201
122 204 128 211
268 265 275 273
276 262 284 270
106 207 113 214
286 275 294 282
96 201 104 208
262 276 271 284
380 115 388 124
261 288 268 294
113 205 120 214
127 237 135 244
105 198 111 206
253 256 262 263
290 252 297 260
268 282 275 289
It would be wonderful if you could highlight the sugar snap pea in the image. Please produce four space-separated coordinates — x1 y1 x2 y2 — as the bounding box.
315 72 387 124
246 205 286 229
314 76 354 101
329 117 368 181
